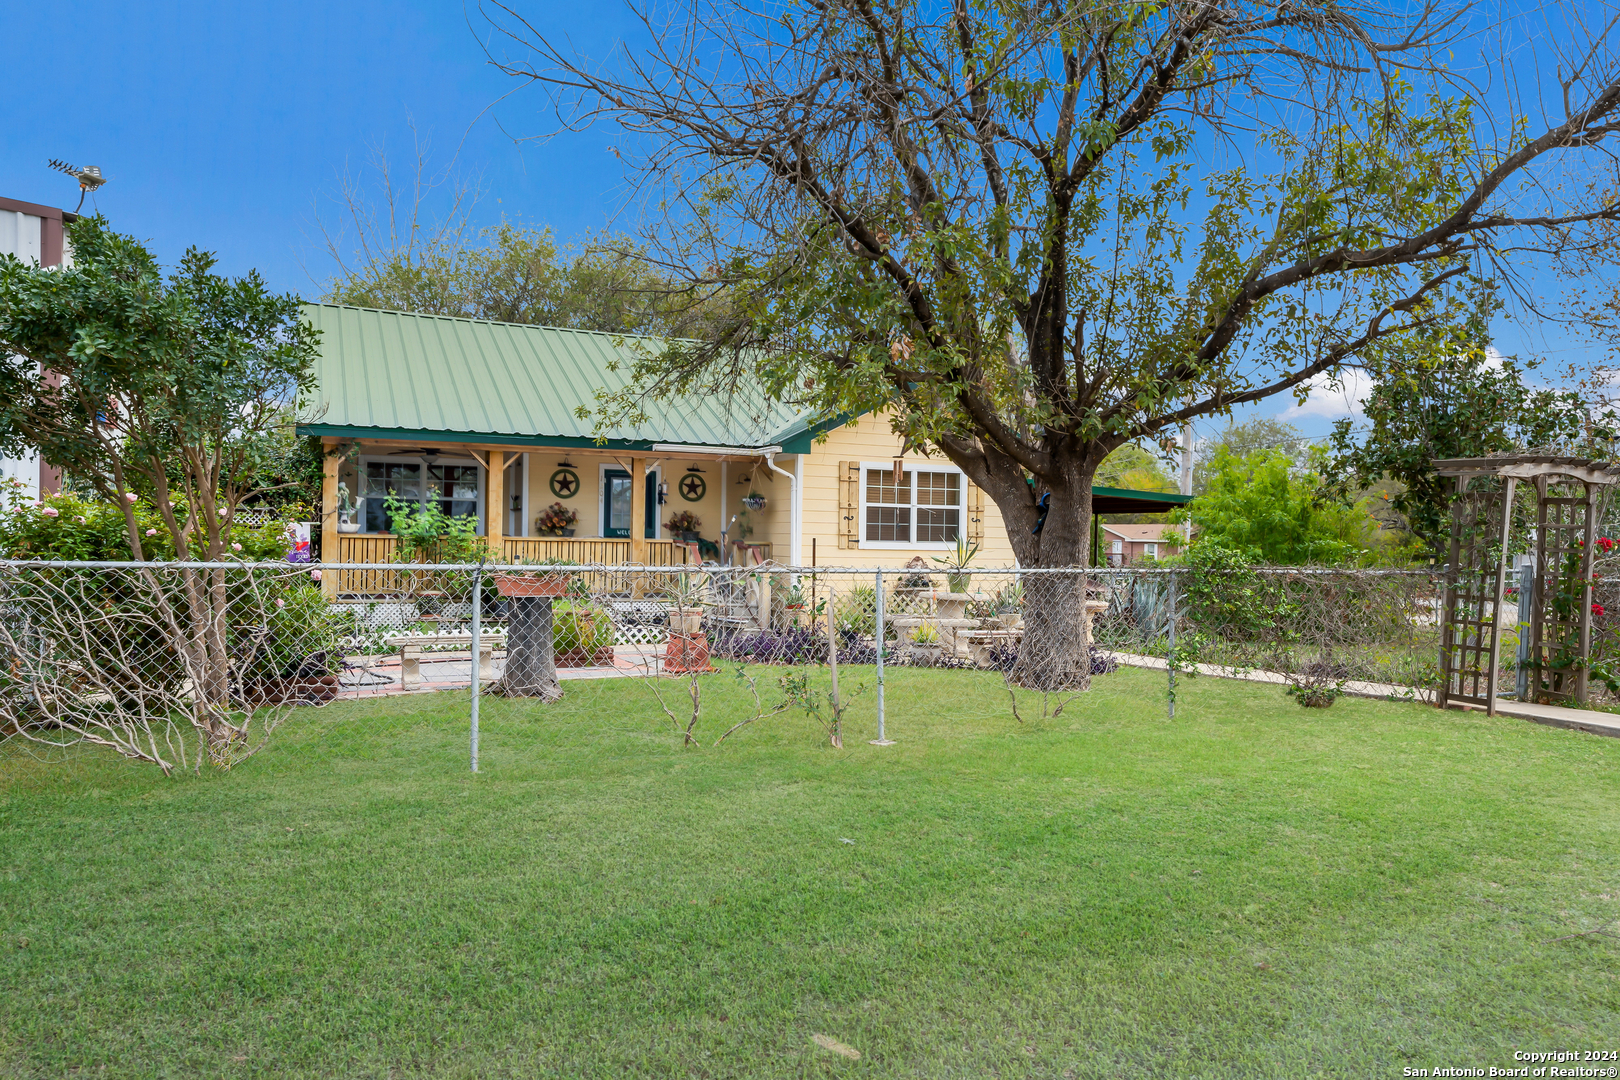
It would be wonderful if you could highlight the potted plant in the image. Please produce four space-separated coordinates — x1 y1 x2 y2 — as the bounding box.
536 501 578 537
666 572 706 633
994 581 1024 629
664 509 701 542
1283 653 1351 709
554 602 616 667
779 582 826 628
741 491 766 511
894 555 935 594
931 537 981 594
906 623 943 665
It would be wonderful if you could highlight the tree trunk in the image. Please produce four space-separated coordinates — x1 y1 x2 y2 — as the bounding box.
962 445 1098 692
501 596 563 701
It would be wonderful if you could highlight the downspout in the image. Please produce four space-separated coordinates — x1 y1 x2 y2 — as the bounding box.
765 452 800 568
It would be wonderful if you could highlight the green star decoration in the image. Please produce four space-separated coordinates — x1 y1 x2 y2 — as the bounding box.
678 474 706 501
549 468 580 499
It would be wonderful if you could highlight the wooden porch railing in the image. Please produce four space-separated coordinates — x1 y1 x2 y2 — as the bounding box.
327 534 771 595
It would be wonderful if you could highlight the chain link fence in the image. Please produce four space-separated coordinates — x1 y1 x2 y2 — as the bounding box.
2 559 1573 775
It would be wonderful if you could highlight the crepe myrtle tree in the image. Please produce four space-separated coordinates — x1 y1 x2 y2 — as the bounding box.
0 216 320 761
485 0 1620 688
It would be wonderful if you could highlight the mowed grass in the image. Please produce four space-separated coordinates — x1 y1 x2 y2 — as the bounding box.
2 666 1619 1078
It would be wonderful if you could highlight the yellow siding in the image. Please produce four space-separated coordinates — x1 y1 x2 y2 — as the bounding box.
523 452 726 545
798 411 1018 568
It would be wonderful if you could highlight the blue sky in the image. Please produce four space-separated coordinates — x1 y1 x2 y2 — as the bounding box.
0 1 1605 452
1 2 636 295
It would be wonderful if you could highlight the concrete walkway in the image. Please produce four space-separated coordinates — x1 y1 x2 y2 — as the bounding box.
1107 651 1620 740
334 646 659 699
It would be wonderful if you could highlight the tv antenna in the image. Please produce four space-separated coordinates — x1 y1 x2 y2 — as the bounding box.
47 159 108 213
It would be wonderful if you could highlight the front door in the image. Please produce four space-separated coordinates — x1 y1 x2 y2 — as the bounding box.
603 469 658 539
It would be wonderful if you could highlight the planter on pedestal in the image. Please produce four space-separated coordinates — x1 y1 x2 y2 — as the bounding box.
665 631 715 673
665 607 713 673
495 574 566 700
904 643 943 667
670 607 703 635
494 573 569 598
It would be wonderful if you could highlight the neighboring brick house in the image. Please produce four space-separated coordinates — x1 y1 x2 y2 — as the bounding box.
1100 522 1184 565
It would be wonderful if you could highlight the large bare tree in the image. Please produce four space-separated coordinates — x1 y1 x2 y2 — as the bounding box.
484 0 1620 688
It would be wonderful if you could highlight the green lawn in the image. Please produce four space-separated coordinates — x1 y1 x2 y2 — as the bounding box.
2 666 1618 1078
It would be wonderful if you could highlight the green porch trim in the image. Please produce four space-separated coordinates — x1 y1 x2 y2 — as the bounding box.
296 423 802 455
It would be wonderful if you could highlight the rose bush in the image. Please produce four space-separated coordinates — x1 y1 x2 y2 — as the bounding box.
0 479 290 561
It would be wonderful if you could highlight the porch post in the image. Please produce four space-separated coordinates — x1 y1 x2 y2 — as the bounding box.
320 439 339 599
630 455 648 564
486 449 505 557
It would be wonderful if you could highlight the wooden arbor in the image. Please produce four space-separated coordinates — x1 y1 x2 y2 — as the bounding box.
1433 456 1620 713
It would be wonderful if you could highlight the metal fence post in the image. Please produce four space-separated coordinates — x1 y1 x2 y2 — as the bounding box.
1166 569 1177 721
871 569 893 745
470 564 482 773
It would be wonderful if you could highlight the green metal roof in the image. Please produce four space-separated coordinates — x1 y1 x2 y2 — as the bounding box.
1090 485 1192 513
295 303 816 452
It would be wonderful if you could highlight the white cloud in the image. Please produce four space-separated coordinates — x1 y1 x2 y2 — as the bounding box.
1281 368 1375 421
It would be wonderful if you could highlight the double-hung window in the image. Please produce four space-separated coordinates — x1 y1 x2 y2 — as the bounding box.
862 465 961 547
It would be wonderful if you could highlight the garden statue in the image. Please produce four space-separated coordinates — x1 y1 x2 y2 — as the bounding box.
336 482 360 533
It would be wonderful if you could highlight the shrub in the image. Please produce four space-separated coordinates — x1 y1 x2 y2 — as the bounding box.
0 480 292 561
834 585 876 637
241 584 343 680
554 603 616 657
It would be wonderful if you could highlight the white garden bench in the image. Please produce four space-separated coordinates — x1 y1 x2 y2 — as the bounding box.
394 632 507 689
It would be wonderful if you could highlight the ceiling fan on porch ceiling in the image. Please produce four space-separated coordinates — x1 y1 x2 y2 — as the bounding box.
384 447 444 461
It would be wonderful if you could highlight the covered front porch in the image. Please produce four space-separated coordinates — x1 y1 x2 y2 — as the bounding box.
317 436 783 595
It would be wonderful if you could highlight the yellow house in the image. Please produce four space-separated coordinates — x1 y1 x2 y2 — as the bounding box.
296 304 1189 588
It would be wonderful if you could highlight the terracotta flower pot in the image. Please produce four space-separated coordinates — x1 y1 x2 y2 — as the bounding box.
494 573 569 598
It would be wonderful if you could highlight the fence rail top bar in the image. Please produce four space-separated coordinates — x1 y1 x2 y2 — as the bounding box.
0 559 1444 576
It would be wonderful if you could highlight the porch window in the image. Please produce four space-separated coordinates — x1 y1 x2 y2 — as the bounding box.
362 461 421 533
863 467 960 545
426 463 480 521
361 458 481 533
